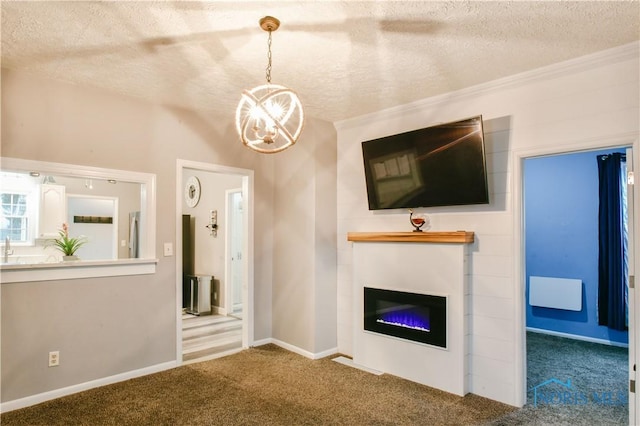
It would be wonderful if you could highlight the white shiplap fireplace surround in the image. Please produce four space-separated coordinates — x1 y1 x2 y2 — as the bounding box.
348 231 474 396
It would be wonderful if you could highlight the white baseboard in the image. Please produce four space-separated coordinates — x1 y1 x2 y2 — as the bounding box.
252 338 338 360
314 346 339 360
332 356 383 375
182 347 243 365
1 360 177 413
252 337 274 347
211 306 228 316
526 327 629 348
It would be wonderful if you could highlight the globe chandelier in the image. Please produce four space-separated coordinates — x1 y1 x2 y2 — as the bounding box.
235 16 305 154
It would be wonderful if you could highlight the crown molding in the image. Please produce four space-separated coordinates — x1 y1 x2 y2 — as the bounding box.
335 41 640 131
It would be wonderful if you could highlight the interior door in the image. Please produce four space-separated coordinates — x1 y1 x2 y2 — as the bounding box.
227 189 243 315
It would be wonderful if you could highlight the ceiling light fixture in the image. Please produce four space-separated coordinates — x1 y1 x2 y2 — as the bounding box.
235 16 304 154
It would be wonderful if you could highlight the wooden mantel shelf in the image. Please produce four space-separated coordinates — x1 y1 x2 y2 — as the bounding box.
347 231 474 244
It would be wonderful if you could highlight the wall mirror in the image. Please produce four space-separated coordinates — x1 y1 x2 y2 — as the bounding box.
1 157 156 265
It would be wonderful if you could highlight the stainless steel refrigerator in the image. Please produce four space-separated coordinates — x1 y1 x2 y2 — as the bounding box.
128 211 140 258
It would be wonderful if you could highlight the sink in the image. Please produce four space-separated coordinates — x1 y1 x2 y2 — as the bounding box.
1 257 32 266
1 254 51 266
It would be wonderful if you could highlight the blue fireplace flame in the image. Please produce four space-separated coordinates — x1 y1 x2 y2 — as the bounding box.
376 304 430 332
364 288 445 347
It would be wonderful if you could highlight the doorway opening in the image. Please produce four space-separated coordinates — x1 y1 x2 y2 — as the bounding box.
518 145 634 422
175 160 254 365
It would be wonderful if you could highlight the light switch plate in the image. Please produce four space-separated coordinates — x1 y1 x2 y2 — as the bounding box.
163 243 173 257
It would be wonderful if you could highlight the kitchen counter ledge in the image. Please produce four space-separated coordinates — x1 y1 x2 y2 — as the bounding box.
0 258 158 283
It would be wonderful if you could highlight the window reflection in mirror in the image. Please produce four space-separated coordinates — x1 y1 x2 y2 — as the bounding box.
1 158 156 265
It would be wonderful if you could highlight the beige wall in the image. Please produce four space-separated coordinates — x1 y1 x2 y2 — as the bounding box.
310 122 338 353
1 275 173 401
181 169 242 309
272 119 337 355
0 68 337 403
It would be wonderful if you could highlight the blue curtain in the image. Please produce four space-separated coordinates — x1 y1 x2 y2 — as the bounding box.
597 153 628 331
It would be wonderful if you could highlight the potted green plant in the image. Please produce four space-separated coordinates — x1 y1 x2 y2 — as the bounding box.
47 223 88 260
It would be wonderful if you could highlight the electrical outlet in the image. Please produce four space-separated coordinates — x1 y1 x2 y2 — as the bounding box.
49 351 60 367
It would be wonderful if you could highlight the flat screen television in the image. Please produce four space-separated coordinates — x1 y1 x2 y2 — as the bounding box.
361 115 489 210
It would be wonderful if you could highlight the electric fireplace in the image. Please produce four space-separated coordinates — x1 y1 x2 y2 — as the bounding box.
364 287 447 348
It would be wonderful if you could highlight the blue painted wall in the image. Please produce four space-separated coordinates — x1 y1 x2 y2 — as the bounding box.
524 148 628 344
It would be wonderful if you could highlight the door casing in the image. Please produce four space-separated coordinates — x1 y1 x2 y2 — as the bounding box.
175 159 254 365
513 136 638 424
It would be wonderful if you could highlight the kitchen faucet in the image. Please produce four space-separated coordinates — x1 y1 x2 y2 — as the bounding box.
4 236 13 263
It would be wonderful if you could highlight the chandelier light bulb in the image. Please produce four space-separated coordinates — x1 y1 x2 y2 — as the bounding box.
236 84 304 153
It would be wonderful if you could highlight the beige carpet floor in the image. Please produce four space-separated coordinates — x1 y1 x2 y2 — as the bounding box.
1 344 515 425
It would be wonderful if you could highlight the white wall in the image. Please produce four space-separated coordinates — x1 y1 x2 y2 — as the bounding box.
352 240 469 396
336 42 639 406
67 195 117 260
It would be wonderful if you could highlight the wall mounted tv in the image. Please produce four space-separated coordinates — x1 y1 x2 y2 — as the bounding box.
361 115 489 210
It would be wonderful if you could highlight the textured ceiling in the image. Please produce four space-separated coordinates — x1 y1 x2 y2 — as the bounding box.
2 1 639 123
